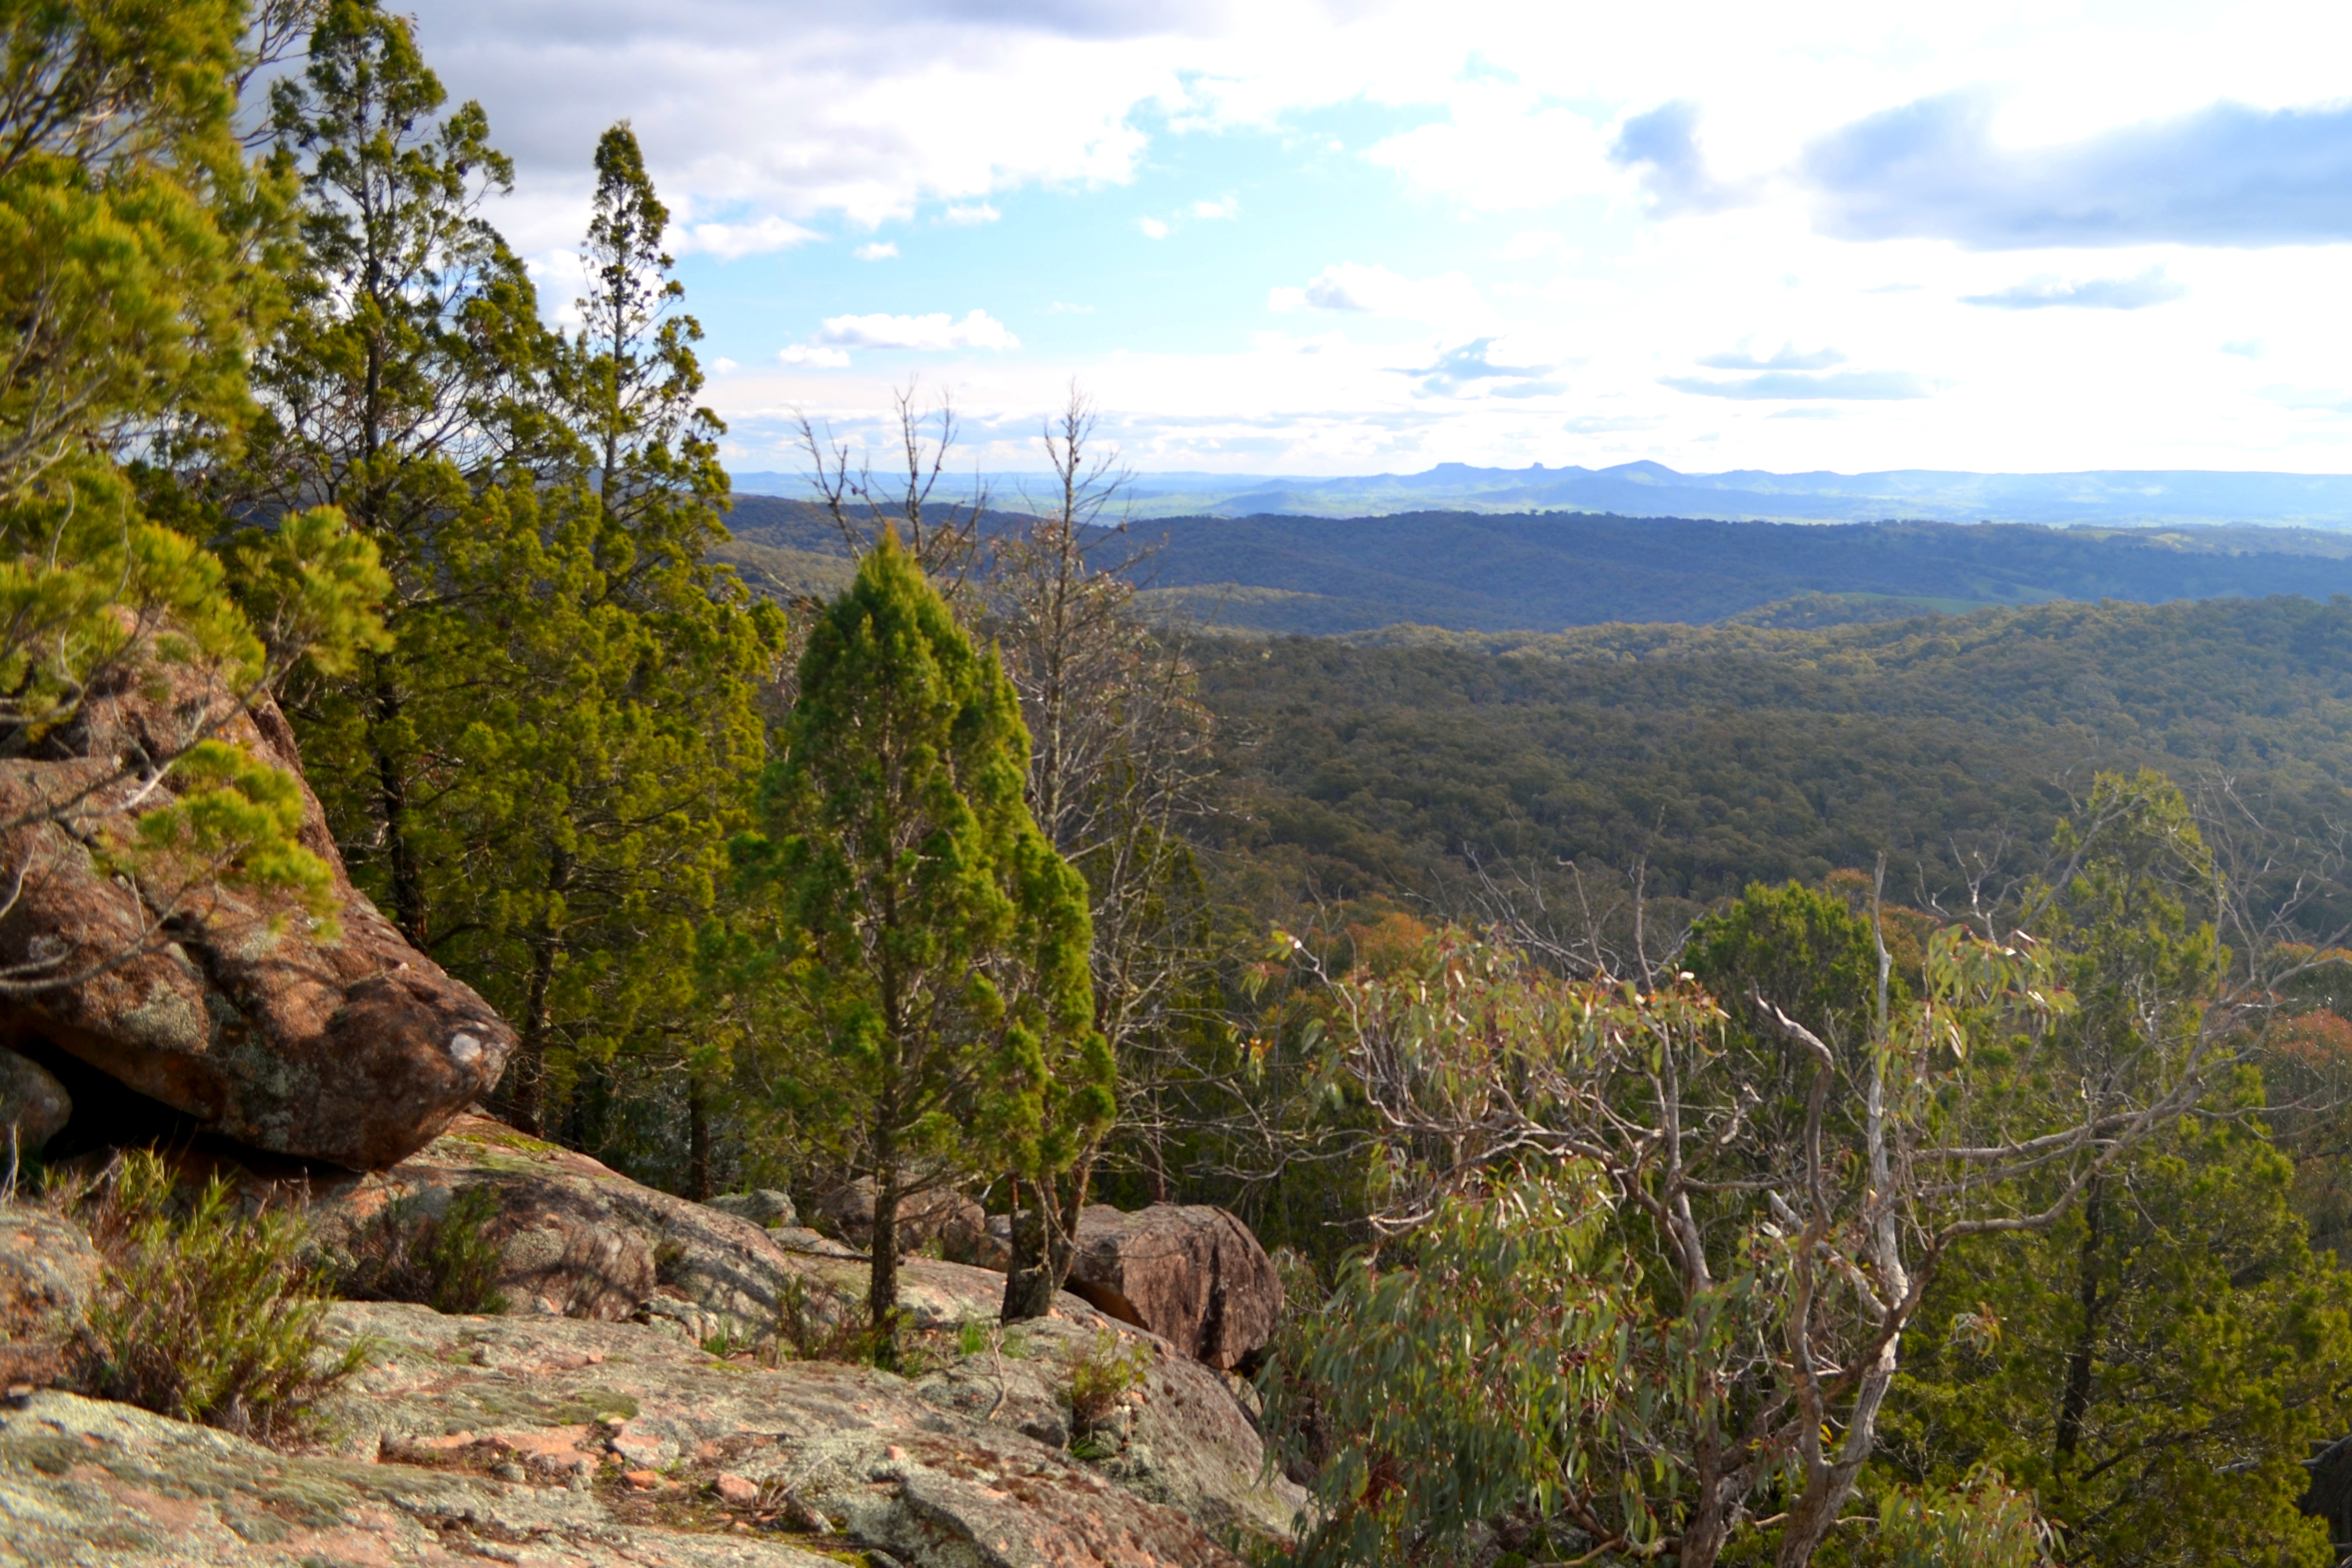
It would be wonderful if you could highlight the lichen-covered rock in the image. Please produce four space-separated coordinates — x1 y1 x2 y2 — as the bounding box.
890 1259 1309 1543
1063 1205 1284 1373
305 1300 1256 1567
0 1387 851 1567
0 1201 100 1389
0 656 512 1169
814 1176 988 1261
0 1127 1303 1563
0 1049 68 1157
705 1189 796 1228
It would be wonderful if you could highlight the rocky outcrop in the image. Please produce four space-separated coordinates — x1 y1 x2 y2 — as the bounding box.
0 1130 1305 1567
0 653 512 1169
705 1189 796 1228
0 1387 854 1568
288 1116 855 1333
0 1201 99 1390
1062 1206 1284 1373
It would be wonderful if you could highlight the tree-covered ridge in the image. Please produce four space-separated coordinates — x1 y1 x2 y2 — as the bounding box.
1122 510 2352 634
1198 594 2352 921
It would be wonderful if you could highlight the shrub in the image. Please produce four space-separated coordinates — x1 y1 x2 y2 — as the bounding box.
73 1151 365 1444
1064 1329 1153 1437
336 1184 509 1314
1861 1470 2053 1567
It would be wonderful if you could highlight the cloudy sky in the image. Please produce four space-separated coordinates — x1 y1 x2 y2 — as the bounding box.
403 0 2352 477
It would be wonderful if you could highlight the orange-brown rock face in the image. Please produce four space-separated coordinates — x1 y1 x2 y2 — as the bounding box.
0 654 512 1169
1063 1204 1285 1373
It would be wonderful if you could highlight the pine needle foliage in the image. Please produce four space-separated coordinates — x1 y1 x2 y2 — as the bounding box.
741 533 1105 1351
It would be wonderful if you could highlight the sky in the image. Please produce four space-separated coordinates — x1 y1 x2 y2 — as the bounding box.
399 0 2352 478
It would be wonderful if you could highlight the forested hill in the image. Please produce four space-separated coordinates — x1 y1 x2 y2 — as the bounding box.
1196 594 2352 931
1123 511 2352 634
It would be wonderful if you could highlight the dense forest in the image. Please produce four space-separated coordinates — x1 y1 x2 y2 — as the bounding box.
1125 510 2352 633
14 2 2352 1565
1193 596 2352 921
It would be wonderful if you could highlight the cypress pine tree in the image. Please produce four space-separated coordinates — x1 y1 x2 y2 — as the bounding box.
455 122 781 1143
245 16 784 1160
747 534 1105 1352
242 0 551 949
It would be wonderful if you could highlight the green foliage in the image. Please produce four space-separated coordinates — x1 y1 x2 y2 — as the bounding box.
73 1150 365 1443
1877 777 2350 1567
1063 1328 1152 1437
1856 1471 2051 1568
0 0 275 509
1196 598 2352 928
245 14 784 1154
1887 1107 2349 1565
1686 879 1894 1048
1128 510 2352 635
1272 1170 1658 1567
0 0 388 973
739 534 1101 1338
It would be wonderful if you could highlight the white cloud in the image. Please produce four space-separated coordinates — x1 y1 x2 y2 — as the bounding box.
672 215 822 260
1138 216 1170 238
1046 301 1097 314
1364 83 1620 212
409 0 2352 475
815 309 1021 351
777 344 853 367
1499 230 1572 261
1190 195 1239 220
1268 262 1493 330
855 241 899 260
712 356 739 373
2223 338 2267 359
942 203 1001 225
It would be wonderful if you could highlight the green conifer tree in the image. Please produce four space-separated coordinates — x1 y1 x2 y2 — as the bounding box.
242 0 552 948
445 121 782 1145
745 535 1105 1351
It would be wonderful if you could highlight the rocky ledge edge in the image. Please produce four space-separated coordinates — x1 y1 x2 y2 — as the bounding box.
0 1118 1306 1568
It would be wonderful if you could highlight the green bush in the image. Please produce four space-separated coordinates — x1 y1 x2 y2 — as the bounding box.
1064 1329 1153 1438
74 1151 365 1444
769 1273 874 1364
1859 1471 2052 1567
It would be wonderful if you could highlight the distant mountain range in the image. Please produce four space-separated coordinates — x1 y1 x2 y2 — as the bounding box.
729 461 2352 527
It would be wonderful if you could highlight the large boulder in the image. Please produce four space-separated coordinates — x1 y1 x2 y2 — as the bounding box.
1063 1204 1284 1373
0 653 512 1169
814 1175 993 1262
0 1048 69 1158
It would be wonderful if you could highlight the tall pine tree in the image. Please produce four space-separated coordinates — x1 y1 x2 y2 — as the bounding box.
744 535 1105 1351
459 121 783 1144
247 9 784 1165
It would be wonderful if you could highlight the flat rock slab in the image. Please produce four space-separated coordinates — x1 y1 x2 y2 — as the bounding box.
0 1389 845 1567
311 1301 1253 1568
